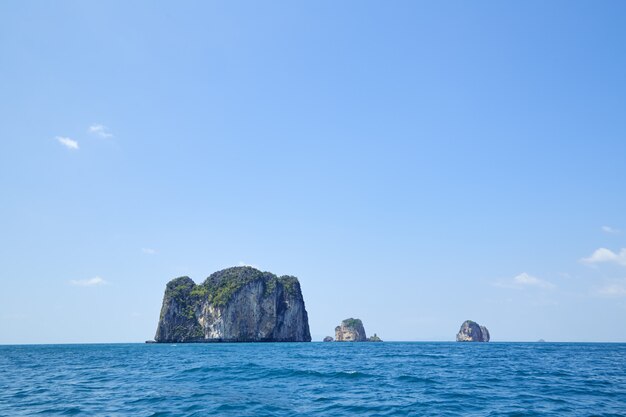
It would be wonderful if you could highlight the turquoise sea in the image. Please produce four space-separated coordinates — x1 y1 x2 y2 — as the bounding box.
1 342 625 416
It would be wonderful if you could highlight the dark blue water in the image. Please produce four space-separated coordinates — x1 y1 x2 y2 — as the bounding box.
1 343 625 416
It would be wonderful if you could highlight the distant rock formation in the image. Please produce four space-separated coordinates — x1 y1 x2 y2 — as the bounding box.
367 333 382 342
537 339 546 343
153 267 311 343
335 318 367 342
456 320 490 342
323 336 334 342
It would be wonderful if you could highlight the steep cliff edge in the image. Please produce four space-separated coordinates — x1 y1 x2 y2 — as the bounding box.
154 267 311 343
456 320 490 342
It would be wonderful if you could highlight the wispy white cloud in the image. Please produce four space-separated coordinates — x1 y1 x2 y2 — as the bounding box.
141 248 157 255
69 276 107 287
596 283 626 298
602 226 621 234
89 124 113 138
494 272 555 290
581 248 626 266
56 136 79 150
513 272 555 289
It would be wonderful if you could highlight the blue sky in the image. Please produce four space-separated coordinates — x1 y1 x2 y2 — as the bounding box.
1 1 626 343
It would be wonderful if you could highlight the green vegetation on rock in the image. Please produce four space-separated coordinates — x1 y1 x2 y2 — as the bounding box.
278 275 299 296
166 276 195 304
342 318 363 329
163 267 302 309
189 285 208 298
202 267 267 306
198 267 300 306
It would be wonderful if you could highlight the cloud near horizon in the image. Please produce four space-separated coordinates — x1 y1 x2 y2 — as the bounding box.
581 248 626 266
56 136 79 150
495 272 555 290
69 276 107 287
89 124 113 138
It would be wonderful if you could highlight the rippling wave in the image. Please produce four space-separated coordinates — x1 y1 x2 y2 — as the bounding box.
1 342 625 416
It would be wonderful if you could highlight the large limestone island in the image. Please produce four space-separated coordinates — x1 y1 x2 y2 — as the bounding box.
456 320 490 342
152 266 311 343
333 318 382 342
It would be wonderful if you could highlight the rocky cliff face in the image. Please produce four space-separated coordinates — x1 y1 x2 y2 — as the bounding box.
154 267 311 343
335 318 367 342
456 320 490 342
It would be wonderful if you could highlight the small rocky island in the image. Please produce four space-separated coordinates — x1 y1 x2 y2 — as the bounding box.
334 318 382 342
456 320 490 342
368 333 382 342
152 266 311 343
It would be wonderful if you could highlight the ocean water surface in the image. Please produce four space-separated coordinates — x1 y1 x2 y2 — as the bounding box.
0 342 624 416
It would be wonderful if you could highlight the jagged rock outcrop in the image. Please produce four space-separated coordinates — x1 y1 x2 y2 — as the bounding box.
323 336 334 342
335 318 367 342
367 333 382 342
153 267 311 343
456 320 490 342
